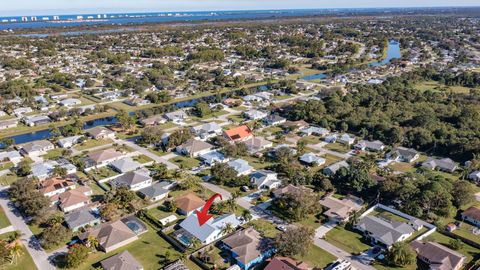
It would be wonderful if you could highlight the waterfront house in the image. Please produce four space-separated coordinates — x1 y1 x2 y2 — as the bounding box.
23 115 51 126
86 126 116 140
57 135 83 148
19 140 55 157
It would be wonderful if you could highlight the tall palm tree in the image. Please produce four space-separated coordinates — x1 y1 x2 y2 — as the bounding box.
9 243 23 265
87 236 100 250
220 223 235 235
241 209 253 223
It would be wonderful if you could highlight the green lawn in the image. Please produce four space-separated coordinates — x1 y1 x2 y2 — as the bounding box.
241 155 275 170
170 156 201 170
132 154 154 164
388 162 416 173
414 81 475 94
0 173 19 186
0 206 11 228
322 154 344 167
249 219 279 238
190 110 230 121
374 259 429 270
42 148 64 160
147 206 179 221
87 167 119 181
296 215 322 229
0 161 14 171
0 232 37 270
295 245 336 269
300 136 322 145
324 225 371 254
70 224 201 270
324 143 351 154
425 232 480 263
371 209 409 223
74 139 113 151
227 114 245 123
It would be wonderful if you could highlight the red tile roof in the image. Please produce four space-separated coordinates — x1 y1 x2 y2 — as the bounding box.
224 125 253 141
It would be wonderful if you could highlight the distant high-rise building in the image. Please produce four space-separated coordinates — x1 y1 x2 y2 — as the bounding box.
76 16 83 20
53 16 60 20
30 16 37 21
21 17 28 22
42 17 49 21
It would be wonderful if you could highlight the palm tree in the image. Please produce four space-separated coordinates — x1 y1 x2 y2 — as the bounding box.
87 236 100 251
220 222 235 235
241 209 253 223
8 243 23 265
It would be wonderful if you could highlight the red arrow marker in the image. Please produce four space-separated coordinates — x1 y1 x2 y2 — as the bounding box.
196 193 223 226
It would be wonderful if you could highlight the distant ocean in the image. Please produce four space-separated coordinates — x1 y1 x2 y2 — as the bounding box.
0 8 436 31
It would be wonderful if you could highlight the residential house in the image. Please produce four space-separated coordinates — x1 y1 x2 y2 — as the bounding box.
138 181 174 202
65 208 101 232
101 251 143 270
323 161 350 176
60 98 82 107
86 127 116 140
124 97 150 106
249 170 281 190
199 151 229 166
53 186 92 212
179 213 241 245
244 110 268 120
0 151 23 164
469 170 480 183
175 193 206 216
281 120 309 131
140 115 166 126
273 184 312 198
299 153 326 166
221 228 275 270
387 147 420 163
163 261 189 270
224 125 254 143
23 115 51 126
57 135 83 148
410 241 465 270
337 134 355 145
164 110 188 123
461 206 480 227
19 140 54 157
354 140 385 152
354 215 415 248
264 115 286 126
40 176 76 197
87 149 125 167
324 134 338 143
13 107 33 117
31 159 77 180
109 157 143 173
80 220 139 253
264 257 310 270
299 126 330 137
422 158 457 173
244 137 273 154
228 159 254 176
111 169 152 191
0 119 18 130
191 122 222 140
176 139 214 157
319 195 364 223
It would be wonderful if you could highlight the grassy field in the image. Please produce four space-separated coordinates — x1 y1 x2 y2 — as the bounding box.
249 219 279 238
88 167 119 181
132 154 154 164
74 139 113 151
295 245 337 269
0 206 11 228
241 155 275 170
0 173 19 186
0 232 36 270
0 161 14 171
324 143 351 154
324 225 371 254
170 156 201 170
42 148 64 160
414 81 474 94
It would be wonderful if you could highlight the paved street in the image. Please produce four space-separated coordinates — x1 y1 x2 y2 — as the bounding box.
0 187 55 270
113 138 179 170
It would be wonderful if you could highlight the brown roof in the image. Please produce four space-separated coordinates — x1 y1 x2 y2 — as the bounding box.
40 177 76 194
88 148 124 163
264 257 310 270
281 120 309 130
319 195 363 220
57 189 90 209
86 126 114 138
174 193 205 213
462 206 480 221
100 251 143 270
273 184 312 197
177 139 213 155
80 220 137 251
411 241 465 270
222 228 272 265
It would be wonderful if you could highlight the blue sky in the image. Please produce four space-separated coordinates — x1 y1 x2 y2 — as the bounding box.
2 0 479 16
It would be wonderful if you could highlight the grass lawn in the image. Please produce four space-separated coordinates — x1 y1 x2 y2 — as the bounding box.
321 154 344 167
132 154 154 164
147 205 179 221
170 156 201 170
388 161 416 173
75 139 113 151
227 114 245 123
0 206 11 228
156 122 178 130
300 136 321 145
324 143 351 154
0 232 36 270
451 222 480 245
231 106 249 112
71 224 201 270
241 155 275 170
190 110 230 121
195 245 230 269
42 148 64 160
370 209 409 223
324 225 371 254
0 173 19 186
87 167 119 181
295 245 337 269
425 232 480 263
295 215 322 229
374 259 429 270
0 161 14 171
249 219 279 238
414 81 474 94
148 148 170 157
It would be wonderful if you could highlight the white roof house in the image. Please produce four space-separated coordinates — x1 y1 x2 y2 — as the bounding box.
227 159 254 176
179 213 241 245
249 170 281 190
60 98 82 107
191 122 222 140
109 157 143 173
244 110 268 120
299 153 326 166
57 135 83 148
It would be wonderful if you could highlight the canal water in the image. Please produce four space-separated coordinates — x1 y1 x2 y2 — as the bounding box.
300 40 401 81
